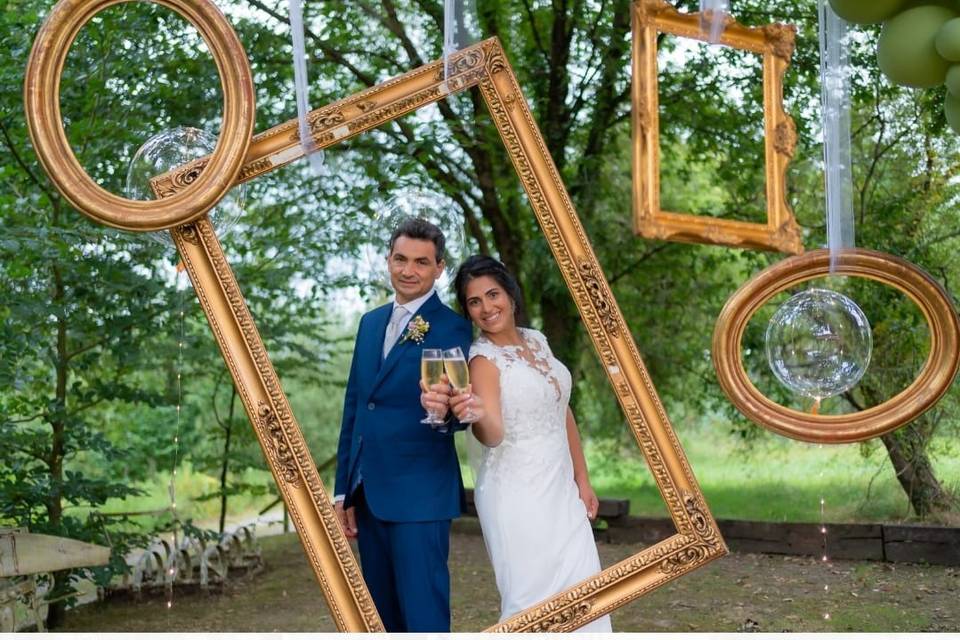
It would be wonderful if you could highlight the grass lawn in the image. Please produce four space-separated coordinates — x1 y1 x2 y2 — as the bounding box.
92 419 959 530
61 530 960 632
583 422 960 523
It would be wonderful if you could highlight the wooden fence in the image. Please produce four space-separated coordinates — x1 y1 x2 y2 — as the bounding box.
459 490 960 566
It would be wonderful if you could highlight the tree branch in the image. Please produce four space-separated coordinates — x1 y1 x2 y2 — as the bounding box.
243 0 379 87
65 304 169 362
65 397 107 419
608 244 672 284
0 118 60 206
569 1 631 205
9 412 47 424
521 0 550 62
352 1 509 264
211 368 231 432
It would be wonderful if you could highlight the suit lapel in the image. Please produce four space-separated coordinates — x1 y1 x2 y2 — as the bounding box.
372 292 443 390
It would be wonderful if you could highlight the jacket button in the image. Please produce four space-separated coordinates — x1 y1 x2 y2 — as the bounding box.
367 402 375 410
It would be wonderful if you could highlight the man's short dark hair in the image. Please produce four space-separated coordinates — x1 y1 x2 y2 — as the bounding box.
388 217 446 264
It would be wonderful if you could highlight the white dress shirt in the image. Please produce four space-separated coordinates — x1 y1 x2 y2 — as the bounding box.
382 288 436 358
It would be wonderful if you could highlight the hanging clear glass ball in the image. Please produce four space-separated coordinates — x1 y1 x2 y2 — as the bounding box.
361 190 466 295
765 288 873 401
125 126 245 249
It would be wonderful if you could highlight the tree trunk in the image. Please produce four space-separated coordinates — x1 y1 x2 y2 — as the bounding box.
218 387 237 535
46 263 68 629
880 425 957 517
846 390 956 519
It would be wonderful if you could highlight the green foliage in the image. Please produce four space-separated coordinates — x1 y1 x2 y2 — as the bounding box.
0 0 346 619
3 5 960 619
1 0 182 569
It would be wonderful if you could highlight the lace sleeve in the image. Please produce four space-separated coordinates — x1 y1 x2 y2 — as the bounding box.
468 338 501 369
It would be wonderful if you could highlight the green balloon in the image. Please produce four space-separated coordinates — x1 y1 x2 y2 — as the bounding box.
878 6 956 88
904 0 957 10
828 0 906 24
946 65 960 94
936 17 960 60
945 92 960 134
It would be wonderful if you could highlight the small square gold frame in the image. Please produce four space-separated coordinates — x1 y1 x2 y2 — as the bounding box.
147 38 726 632
632 0 803 254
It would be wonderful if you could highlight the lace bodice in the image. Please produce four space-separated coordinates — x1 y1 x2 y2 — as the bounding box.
469 328 572 483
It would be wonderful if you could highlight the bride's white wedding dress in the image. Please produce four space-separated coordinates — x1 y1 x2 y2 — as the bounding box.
469 327 612 632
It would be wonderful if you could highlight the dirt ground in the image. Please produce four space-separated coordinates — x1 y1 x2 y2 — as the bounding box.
62 529 960 632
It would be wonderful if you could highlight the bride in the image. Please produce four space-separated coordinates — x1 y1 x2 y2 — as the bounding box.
422 254 612 631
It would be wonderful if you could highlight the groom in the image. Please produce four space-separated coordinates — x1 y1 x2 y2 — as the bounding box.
334 218 472 632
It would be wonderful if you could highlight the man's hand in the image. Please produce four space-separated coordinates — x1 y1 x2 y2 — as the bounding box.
335 500 358 538
420 375 452 419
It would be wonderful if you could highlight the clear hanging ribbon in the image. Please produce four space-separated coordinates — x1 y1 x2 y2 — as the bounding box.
288 0 324 174
699 0 730 43
443 0 479 85
818 0 855 271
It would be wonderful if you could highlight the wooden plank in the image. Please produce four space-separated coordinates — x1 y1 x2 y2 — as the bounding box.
884 525 960 565
457 497 960 566
0 532 111 577
463 489 630 523
602 517 676 545
597 498 630 521
719 520 885 561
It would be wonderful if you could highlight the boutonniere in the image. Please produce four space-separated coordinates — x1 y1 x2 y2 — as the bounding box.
399 314 430 345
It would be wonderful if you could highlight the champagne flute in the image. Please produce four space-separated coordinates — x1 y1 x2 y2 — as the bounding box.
421 348 447 426
443 346 477 423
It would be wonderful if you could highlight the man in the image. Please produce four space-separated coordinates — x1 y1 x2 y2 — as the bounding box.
334 218 472 632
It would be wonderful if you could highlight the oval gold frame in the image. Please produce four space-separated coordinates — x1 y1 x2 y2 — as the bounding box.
713 248 960 444
23 0 255 231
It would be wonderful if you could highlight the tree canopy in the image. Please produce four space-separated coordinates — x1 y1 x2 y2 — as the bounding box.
3 0 960 626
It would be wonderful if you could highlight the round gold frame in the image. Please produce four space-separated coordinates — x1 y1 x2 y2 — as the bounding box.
23 0 255 232
712 248 960 444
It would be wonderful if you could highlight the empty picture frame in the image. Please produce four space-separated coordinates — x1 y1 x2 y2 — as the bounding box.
632 0 804 254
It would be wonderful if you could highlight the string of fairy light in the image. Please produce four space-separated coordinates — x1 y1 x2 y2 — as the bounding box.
167 267 186 609
819 443 830 622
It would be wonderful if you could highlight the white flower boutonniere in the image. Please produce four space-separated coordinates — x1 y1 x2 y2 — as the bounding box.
399 314 430 345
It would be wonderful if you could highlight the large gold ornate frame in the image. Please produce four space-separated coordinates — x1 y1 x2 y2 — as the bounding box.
632 0 803 254
25 0 727 631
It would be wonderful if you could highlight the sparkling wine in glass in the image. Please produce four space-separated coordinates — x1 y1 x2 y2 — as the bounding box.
443 346 477 423
421 348 447 425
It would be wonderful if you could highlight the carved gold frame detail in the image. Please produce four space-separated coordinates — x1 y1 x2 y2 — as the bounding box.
26 0 726 631
632 0 804 254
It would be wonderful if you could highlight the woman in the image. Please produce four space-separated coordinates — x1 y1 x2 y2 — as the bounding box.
423 254 611 631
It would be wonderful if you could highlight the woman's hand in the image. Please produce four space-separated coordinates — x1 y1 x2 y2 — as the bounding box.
578 480 599 521
420 375 452 419
450 384 486 423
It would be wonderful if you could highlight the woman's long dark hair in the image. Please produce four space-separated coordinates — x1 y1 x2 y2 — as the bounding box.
453 254 525 322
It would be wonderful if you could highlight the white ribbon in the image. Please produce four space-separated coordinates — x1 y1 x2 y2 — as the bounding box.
444 0 457 82
818 0 855 271
288 0 324 174
699 0 730 43
443 0 478 84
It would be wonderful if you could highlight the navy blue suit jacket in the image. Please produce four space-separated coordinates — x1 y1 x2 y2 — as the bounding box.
335 292 473 522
